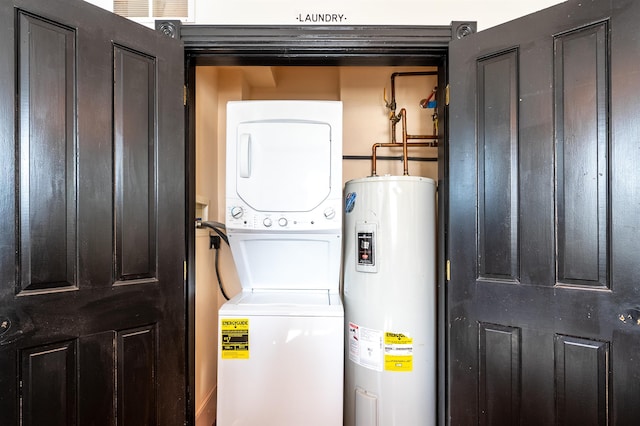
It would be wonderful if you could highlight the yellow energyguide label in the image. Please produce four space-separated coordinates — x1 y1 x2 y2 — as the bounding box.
384 332 413 345
221 318 249 359
384 332 413 372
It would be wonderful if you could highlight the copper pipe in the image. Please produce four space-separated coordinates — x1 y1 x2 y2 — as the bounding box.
406 134 438 142
371 107 438 176
401 108 408 175
388 71 438 144
390 111 401 143
371 142 437 176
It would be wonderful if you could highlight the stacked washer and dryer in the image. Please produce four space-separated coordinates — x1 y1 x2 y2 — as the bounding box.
217 100 344 426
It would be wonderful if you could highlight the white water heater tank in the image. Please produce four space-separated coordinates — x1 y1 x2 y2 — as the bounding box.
343 175 436 426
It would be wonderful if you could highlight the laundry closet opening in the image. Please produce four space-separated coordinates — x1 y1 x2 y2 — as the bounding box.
177 23 471 425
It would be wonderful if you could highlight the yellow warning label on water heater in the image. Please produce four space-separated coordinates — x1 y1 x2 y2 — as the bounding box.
221 318 249 359
384 332 413 372
384 355 413 372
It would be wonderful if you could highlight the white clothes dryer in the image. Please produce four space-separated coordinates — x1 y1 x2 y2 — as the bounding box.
217 100 344 426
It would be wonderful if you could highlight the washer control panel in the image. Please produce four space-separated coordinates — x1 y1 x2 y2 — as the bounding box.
226 199 341 231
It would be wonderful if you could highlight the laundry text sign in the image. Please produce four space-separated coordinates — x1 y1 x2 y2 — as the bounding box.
295 13 347 23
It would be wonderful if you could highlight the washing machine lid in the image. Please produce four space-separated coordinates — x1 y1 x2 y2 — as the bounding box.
219 290 343 317
227 231 342 292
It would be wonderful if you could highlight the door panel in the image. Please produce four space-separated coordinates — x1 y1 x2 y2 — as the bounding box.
554 335 608 425
476 49 519 282
449 0 640 424
555 22 608 288
113 45 158 282
477 323 520 426
18 10 77 292
0 0 185 424
21 341 77 426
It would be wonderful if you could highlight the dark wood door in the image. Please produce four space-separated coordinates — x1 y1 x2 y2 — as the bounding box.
0 0 186 424
448 0 640 424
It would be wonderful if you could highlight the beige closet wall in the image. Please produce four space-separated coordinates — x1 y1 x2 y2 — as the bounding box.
194 66 218 426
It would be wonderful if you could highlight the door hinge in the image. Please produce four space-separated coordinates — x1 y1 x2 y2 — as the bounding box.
183 260 187 281
183 85 187 106
445 84 450 106
446 259 451 281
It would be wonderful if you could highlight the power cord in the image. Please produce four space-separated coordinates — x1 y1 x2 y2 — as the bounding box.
197 220 231 300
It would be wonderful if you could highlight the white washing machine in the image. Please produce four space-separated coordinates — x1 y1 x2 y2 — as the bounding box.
217 100 344 426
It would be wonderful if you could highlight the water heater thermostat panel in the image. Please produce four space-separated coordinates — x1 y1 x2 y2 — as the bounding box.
356 222 377 273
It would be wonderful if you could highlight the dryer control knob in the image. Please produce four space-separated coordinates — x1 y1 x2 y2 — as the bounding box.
278 217 288 227
263 217 273 227
230 206 243 219
323 207 336 220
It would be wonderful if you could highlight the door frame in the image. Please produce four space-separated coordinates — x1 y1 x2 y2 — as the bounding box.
159 22 474 425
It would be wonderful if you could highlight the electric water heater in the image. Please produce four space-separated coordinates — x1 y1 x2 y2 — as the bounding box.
343 175 436 426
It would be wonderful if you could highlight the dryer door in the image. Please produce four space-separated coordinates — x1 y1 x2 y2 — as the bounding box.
234 120 332 212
